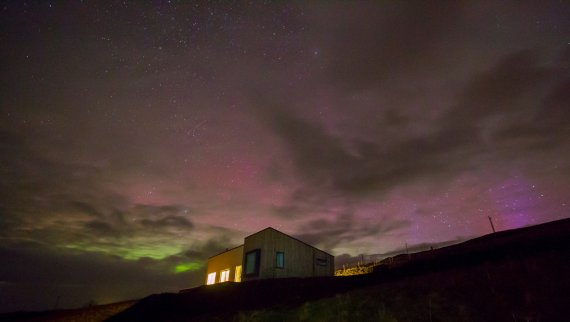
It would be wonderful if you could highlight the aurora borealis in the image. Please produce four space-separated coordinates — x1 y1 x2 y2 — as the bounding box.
1 1 569 312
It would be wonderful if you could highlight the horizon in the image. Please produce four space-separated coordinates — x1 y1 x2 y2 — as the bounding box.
1 1 569 313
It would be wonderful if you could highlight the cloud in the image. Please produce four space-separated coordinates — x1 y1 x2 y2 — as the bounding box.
493 69 570 150
0 126 200 254
440 48 570 169
0 128 132 226
0 241 208 313
441 50 555 139
183 236 238 260
0 216 241 312
252 97 461 202
295 212 410 251
270 204 309 219
70 201 107 218
132 204 194 230
140 215 193 229
252 46 569 207
84 220 119 237
315 2 460 91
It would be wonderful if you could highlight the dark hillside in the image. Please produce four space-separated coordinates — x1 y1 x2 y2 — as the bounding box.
107 218 570 322
0 300 135 322
374 217 570 275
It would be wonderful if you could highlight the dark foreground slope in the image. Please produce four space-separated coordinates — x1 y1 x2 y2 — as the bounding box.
108 218 570 322
0 300 135 322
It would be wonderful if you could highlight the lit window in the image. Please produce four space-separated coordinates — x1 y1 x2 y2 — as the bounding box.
206 272 216 285
235 265 242 282
276 251 284 268
220 269 230 282
245 249 261 276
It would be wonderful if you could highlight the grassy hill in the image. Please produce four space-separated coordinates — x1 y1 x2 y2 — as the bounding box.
3 218 569 321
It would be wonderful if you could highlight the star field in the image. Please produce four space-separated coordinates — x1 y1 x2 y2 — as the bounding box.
0 1 569 312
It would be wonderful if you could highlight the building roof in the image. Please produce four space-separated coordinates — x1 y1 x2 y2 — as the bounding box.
244 227 334 257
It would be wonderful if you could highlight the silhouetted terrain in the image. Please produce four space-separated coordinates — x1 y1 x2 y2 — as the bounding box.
3 218 569 321
108 218 570 321
0 301 134 322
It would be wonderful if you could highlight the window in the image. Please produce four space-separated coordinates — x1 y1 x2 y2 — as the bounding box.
245 249 261 276
220 269 230 282
235 265 242 282
316 257 328 266
206 272 216 285
276 252 285 268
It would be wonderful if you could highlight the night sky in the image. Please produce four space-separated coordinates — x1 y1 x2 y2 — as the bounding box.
1 1 569 312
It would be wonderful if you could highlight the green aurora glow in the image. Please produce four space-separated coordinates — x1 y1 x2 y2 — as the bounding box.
64 243 183 261
175 262 203 273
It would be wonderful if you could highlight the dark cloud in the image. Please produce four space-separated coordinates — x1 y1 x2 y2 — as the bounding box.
255 46 569 207
445 48 570 165
322 2 461 90
132 204 192 219
295 212 410 251
441 50 555 140
457 50 550 114
253 98 460 201
270 204 307 219
183 237 237 261
0 241 207 313
140 215 193 229
0 218 238 312
0 128 133 229
84 220 119 237
494 75 570 149
70 201 106 218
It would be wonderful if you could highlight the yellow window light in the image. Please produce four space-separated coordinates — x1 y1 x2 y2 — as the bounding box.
235 265 242 282
220 269 230 283
206 272 216 285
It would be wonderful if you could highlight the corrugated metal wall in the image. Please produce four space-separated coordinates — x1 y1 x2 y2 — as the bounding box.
243 228 334 281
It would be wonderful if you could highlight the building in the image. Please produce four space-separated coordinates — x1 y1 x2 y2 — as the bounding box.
205 245 243 285
205 227 334 285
